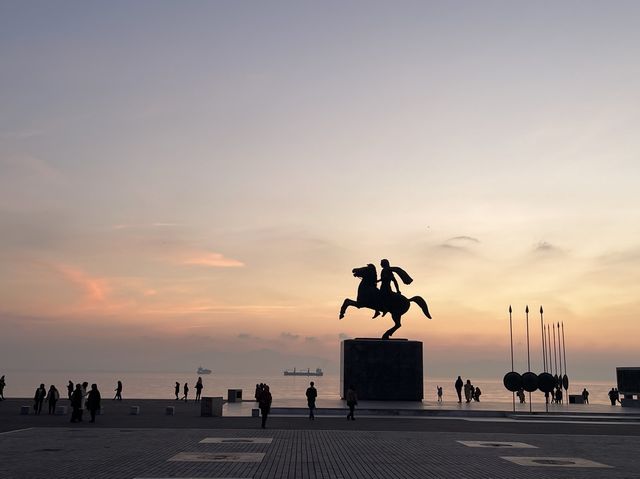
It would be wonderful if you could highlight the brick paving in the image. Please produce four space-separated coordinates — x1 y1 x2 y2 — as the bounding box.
2 426 640 479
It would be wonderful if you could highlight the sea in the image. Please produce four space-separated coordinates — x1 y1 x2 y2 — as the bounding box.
1 370 615 405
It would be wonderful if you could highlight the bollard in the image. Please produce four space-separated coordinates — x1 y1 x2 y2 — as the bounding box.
20 406 30 415
55 405 68 415
165 406 175 416
129 406 140 415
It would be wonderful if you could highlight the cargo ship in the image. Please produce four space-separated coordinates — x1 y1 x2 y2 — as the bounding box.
283 367 323 377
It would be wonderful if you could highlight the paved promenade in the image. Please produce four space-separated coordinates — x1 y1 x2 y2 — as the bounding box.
2 398 640 478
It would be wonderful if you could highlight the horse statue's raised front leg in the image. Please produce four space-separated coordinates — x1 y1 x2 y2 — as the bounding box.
339 298 360 319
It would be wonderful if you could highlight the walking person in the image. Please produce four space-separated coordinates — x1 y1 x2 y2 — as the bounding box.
306 381 317 420
582 388 589 404
346 385 357 420
70 384 83 422
182 382 189 402
455 376 463 403
33 384 46 415
67 380 74 400
114 380 123 400
195 377 203 402
0 375 5 400
87 384 101 423
174 382 180 400
437 386 443 403
46 385 59 414
258 384 272 429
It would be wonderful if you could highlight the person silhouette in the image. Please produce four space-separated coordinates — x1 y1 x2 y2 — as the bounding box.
346 385 358 420
70 384 83 422
46 385 59 414
87 384 101 423
67 380 74 400
582 387 589 404
0 375 5 400
114 380 123 401
195 377 203 402
183 382 189 402
306 381 317 420
174 382 180 400
437 386 443 403
455 376 463 403
33 384 46 414
259 385 272 429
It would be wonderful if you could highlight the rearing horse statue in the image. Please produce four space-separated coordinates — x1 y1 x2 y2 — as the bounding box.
339 264 432 339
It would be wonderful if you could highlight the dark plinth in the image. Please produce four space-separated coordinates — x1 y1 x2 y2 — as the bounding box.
341 338 423 401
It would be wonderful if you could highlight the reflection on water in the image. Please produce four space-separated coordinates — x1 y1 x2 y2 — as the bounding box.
1 370 616 405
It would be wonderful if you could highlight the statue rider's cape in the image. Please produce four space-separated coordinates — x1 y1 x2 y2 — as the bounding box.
390 266 413 285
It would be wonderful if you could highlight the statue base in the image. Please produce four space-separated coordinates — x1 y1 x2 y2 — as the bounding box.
340 338 423 401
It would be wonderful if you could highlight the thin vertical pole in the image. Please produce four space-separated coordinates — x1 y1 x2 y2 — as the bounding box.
552 322 558 378
557 322 563 379
525 305 532 413
509 305 515 413
540 306 546 372
547 325 552 375
540 306 548 412
562 321 568 399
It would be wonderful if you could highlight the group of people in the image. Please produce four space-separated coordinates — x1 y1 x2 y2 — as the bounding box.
608 387 621 405
174 377 204 402
454 376 482 403
23 379 122 422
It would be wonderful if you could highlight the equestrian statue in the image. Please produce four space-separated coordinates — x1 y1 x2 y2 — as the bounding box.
339 259 432 339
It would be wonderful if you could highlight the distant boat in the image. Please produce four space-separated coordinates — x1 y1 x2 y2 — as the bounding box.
283 367 323 377
197 367 212 375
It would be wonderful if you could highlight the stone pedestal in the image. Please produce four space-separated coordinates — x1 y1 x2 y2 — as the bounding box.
341 338 423 401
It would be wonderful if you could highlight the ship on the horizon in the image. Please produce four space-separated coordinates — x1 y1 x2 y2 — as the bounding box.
283 367 324 377
197 366 212 375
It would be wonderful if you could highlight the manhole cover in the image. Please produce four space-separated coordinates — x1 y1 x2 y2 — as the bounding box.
533 459 576 465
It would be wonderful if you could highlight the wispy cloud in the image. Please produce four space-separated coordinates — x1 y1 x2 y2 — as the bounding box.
52 263 110 304
182 252 244 268
447 236 480 244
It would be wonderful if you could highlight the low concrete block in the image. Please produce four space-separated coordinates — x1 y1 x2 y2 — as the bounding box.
55 405 68 415
165 406 175 416
201 396 223 417
251 408 259 417
129 406 140 415
20 406 30 415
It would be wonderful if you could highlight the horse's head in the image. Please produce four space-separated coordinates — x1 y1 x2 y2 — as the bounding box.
352 264 377 286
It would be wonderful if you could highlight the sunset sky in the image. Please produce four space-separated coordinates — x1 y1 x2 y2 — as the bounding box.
1 1 639 379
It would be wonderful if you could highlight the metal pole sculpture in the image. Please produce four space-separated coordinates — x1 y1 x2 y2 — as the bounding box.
540 306 548 412
562 321 569 400
552 322 558 381
547 324 553 375
540 306 546 372
525 305 532 413
557 322 563 381
509 305 515 412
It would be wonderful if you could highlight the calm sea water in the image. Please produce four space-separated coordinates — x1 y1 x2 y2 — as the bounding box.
1 370 615 405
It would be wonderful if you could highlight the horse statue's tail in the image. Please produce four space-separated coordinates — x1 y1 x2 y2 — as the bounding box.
409 296 432 319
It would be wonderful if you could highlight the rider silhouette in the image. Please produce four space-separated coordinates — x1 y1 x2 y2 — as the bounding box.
372 259 402 318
